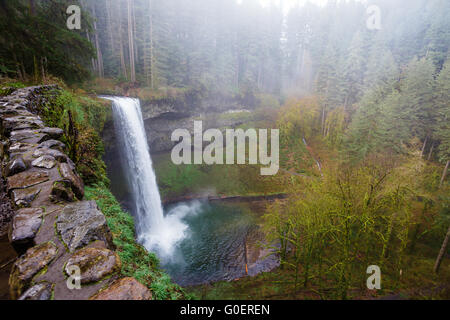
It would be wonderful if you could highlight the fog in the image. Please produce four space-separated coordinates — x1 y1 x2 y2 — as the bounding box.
79 0 447 101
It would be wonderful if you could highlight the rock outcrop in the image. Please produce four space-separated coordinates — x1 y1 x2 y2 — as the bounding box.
9 207 43 254
102 94 254 156
9 242 58 299
65 247 121 284
0 171 14 237
89 277 152 300
18 281 53 300
56 201 113 253
0 86 150 300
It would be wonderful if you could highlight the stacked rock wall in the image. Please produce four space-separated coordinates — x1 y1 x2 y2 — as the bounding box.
0 86 151 300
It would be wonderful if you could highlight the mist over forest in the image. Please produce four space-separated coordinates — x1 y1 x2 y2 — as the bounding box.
0 0 449 302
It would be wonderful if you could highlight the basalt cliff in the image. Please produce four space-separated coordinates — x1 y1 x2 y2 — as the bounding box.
0 86 151 300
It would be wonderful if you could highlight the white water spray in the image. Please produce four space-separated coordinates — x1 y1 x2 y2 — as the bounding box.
104 96 193 258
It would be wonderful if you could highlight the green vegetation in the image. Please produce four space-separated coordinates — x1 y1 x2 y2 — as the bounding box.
277 97 325 176
0 81 26 96
0 78 112 185
1 0 449 301
217 111 254 123
39 85 190 300
153 152 289 200
42 85 188 300
191 20 450 297
191 102 449 299
0 1 94 84
262 156 450 299
84 184 189 300
190 255 450 300
39 86 111 186
0 78 187 300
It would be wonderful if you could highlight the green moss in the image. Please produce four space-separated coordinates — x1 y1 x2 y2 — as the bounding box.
84 183 190 300
153 152 288 200
189 253 450 300
0 81 26 96
217 111 254 123
33 83 190 299
39 87 110 186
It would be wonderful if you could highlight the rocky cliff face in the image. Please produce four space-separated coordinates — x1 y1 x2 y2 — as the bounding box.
102 97 253 157
140 95 254 153
0 170 13 237
100 94 254 208
0 86 151 300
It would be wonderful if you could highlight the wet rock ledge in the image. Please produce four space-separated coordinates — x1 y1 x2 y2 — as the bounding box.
0 86 151 300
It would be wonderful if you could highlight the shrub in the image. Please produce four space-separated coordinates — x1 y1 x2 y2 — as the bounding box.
85 184 188 300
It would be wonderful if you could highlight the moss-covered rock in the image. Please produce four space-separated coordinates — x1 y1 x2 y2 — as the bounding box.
9 207 43 254
56 201 114 253
18 281 53 300
50 180 75 202
7 170 49 190
11 186 41 207
90 277 151 300
58 162 84 200
31 155 56 169
9 242 58 299
65 247 121 284
5 156 27 176
85 184 188 300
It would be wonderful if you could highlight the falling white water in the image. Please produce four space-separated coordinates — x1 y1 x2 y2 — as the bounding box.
103 96 192 258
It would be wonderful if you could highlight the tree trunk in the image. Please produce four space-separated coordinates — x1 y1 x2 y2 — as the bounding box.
106 0 115 53
344 92 349 111
133 0 138 65
434 226 450 273
29 0 35 16
21 62 26 80
40 56 46 81
149 6 154 89
243 235 248 276
12 50 23 80
257 63 262 90
321 106 326 137
427 142 434 161
144 0 155 88
421 136 428 158
33 55 39 82
86 31 96 72
92 4 104 78
127 0 136 82
118 0 127 79
439 160 449 188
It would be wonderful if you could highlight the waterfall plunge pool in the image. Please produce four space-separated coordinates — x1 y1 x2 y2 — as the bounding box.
160 200 278 287
102 96 278 287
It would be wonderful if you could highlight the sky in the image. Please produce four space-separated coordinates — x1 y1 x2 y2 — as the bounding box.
237 0 329 12
237 0 366 15
262 0 329 9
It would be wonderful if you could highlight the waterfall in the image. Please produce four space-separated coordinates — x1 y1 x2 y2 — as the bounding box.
104 96 189 258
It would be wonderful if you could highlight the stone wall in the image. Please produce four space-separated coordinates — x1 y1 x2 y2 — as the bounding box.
0 86 151 300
